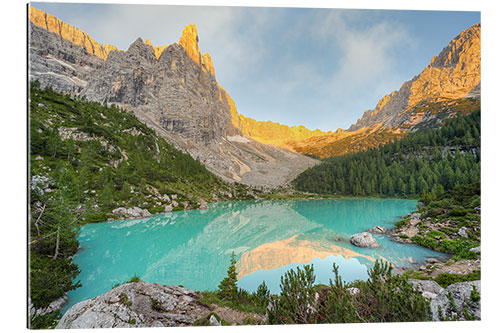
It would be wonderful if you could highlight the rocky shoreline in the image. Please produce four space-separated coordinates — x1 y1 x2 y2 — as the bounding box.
56 282 264 328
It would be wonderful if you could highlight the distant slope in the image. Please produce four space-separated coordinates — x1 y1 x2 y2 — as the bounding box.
293 107 480 197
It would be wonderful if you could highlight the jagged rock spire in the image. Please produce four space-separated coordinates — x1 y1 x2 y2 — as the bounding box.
178 24 215 75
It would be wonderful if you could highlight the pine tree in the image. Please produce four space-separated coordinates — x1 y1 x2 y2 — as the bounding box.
217 252 238 301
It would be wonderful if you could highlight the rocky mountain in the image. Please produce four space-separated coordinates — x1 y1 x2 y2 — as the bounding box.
285 24 481 158
349 23 480 131
28 6 318 188
29 6 480 164
29 7 118 60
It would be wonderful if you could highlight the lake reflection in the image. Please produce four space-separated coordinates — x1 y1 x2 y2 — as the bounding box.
66 199 449 311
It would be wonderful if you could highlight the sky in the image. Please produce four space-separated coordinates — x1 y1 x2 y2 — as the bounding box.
30 1 480 132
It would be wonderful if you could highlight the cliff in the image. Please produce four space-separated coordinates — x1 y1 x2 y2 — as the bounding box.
29 6 119 60
28 7 318 187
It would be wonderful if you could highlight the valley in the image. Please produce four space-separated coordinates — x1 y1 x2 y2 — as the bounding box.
28 4 481 329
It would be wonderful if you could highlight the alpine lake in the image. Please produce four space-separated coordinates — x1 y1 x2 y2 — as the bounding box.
64 198 449 312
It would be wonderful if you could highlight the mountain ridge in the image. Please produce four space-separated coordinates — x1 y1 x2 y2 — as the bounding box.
28 6 481 163
286 23 481 157
28 6 319 188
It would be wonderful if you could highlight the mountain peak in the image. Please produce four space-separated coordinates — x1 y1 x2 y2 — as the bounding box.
126 37 157 62
177 24 215 76
179 24 201 65
348 23 480 132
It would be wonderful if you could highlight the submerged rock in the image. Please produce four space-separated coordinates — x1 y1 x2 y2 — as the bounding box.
391 236 412 244
350 232 379 248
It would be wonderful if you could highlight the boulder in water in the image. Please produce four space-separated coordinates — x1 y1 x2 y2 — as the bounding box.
350 232 379 248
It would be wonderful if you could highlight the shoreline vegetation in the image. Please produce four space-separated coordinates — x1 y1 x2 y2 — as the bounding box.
29 84 480 328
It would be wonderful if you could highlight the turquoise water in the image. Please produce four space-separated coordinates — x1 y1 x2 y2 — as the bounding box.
64 199 448 312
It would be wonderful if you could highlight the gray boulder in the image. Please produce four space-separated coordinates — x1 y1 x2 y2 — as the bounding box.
112 207 152 219
346 287 360 296
199 200 209 210
470 246 481 253
430 281 481 321
56 282 210 328
458 227 468 238
366 225 388 234
410 212 421 219
350 232 379 248
408 279 444 300
209 314 221 326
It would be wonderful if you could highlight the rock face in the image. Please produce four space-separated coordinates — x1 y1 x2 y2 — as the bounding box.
28 21 104 93
430 281 481 321
281 24 481 158
408 279 444 300
349 232 379 248
56 282 212 328
28 6 318 188
29 6 118 60
349 24 480 132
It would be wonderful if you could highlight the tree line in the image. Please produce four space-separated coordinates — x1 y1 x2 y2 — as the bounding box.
293 109 480 198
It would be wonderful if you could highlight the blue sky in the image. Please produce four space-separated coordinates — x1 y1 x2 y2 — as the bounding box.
31 1 480 131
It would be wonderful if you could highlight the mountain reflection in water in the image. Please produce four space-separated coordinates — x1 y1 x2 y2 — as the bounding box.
66 199 449 311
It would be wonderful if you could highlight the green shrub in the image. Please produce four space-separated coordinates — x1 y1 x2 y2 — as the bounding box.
151 298 162 311
267 265 317 324
267 261 431 324
255 281 270 306
119 293 132 308
242 315 260 325
440 239 479 258
395 219 407 229
427 230 445 239
112 273 141 288
433 270 480 288
411 235 439 250
29 312 62 329
449 206 468 217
